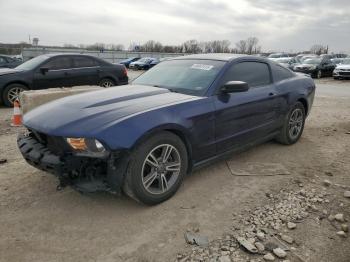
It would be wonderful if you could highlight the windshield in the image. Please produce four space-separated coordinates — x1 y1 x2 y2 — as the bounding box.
132 59 225 96
16 55 49 70
304 59 321 65
341 58 350 65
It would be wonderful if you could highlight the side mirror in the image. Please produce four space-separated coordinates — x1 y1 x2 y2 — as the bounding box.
40 67 49 74
220 81 249 93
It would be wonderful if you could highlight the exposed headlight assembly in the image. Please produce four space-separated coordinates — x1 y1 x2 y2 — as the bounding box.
66 137 107 157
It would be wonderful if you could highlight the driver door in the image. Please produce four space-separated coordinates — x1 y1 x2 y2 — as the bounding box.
214 61 280 153
33 56 74 89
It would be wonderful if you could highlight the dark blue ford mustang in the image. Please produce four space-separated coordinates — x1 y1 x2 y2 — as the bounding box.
18 54 315 205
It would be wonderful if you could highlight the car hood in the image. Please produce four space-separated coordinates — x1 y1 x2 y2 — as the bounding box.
0 68 23 75
23 85 199 137
336 64 350 70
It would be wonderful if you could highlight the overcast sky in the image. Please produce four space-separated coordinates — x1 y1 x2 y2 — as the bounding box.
1 0 349 53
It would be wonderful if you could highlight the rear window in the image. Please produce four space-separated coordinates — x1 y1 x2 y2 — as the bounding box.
73 57 97 68
271 63 295 82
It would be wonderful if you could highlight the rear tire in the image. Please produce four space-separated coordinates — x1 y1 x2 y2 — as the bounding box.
99 78 116 88
123 131 188 205
316 70 322 79
2 83 28 107
276 102 306 145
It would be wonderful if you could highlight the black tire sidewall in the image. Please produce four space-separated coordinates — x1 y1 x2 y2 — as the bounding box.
126 132 188 205
2 83 27 107
284 102 306 144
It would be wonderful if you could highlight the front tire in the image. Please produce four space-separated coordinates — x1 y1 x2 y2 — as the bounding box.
2 83 28 107
276 102 306 145
123 131 188 205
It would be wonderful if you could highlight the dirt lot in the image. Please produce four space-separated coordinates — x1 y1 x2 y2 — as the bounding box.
0 78 350 262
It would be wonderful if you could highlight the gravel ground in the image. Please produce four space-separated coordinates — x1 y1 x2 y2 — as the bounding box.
0 77 349 262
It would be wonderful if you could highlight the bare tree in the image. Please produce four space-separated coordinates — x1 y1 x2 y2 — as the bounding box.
235 40 247 54
108 44 124 51
182 40 201 53
246 37 259 55
310 44 328 55
235 37 261 54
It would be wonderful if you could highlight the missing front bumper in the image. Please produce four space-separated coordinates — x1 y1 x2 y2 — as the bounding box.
17 133 129 194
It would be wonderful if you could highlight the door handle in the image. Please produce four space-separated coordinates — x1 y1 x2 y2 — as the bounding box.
268 92 276 96
64 72 69 76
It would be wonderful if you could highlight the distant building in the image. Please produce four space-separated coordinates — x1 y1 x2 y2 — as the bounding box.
32 38 39 46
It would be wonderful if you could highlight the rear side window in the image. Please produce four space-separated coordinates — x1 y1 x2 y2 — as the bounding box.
271 63 294 82
73 57 97 68
223 62 271 87
43 57 73 70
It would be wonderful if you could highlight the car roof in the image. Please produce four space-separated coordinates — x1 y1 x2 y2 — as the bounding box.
42 53 101 59
171 53 247 62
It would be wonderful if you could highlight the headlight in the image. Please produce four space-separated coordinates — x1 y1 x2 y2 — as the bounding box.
66 138 106 154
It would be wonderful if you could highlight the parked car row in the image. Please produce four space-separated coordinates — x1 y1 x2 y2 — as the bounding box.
269 53 350 79
0 54 128 106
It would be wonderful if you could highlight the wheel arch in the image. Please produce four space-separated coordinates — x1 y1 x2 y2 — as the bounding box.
99 76 118 86
131 124 194 172
297 97 308 115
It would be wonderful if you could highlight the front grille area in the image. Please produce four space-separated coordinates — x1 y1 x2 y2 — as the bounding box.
28 129 71 156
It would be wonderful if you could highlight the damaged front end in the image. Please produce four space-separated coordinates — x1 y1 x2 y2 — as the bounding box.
17 129 129 194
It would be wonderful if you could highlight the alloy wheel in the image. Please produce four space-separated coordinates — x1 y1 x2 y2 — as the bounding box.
288 108 303 140
317 70 322 79
7 86 25 104
101 81 114 87
141 144 181 195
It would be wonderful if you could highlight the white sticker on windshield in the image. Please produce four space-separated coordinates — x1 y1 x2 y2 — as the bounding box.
191 64 214 70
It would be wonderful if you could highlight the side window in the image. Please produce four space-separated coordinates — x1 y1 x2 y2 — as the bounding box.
271 63 294 82
73 57 96 68
223 61 271 87
0 57 6 65
43 57 72 70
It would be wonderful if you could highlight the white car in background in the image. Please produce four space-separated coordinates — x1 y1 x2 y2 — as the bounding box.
267 53 290 61
333 58 350 80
